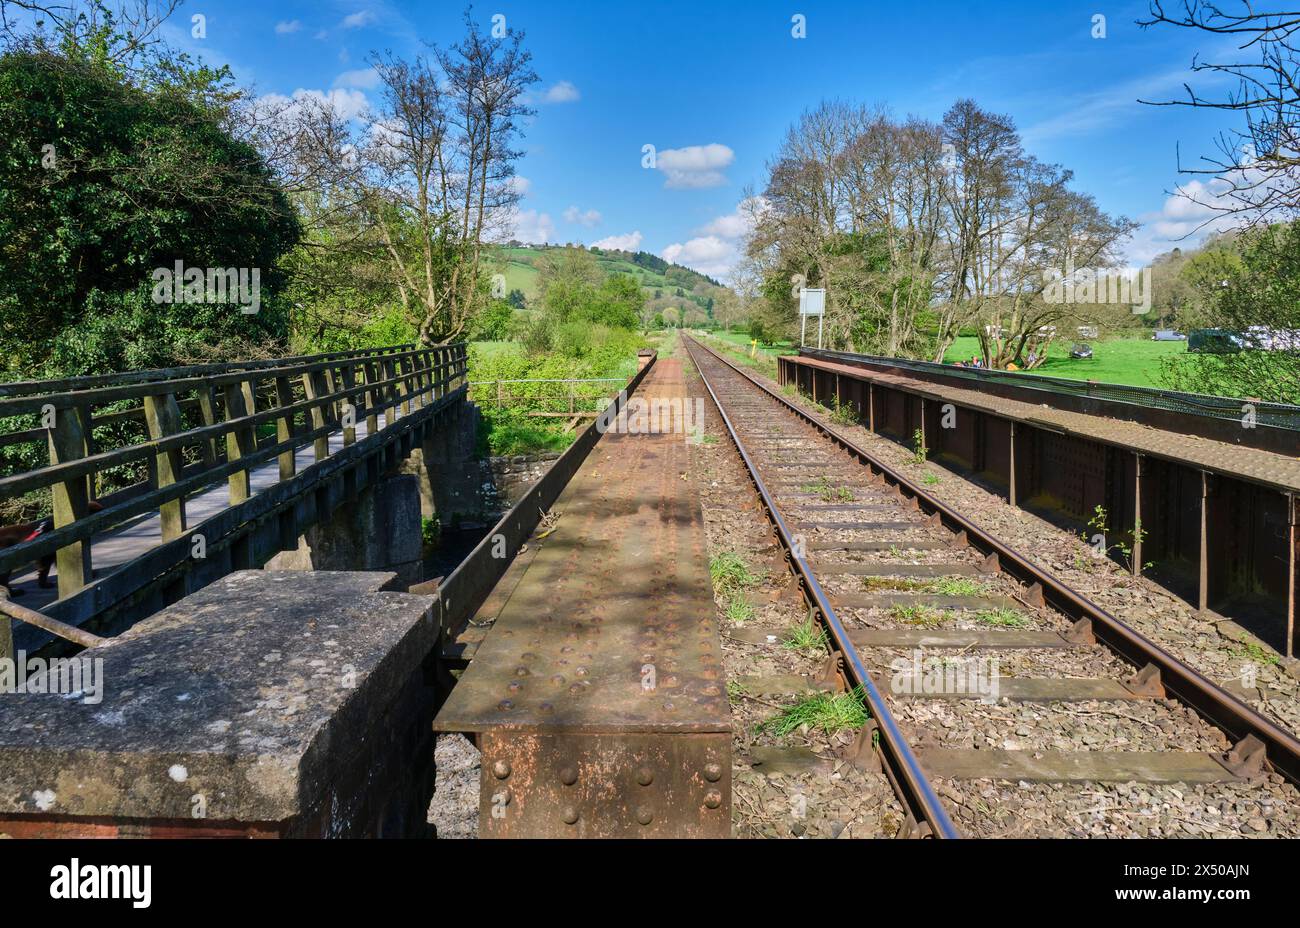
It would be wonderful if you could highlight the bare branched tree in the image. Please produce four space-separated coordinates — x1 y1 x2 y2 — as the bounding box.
1 0 182 71
1140 1 1300 226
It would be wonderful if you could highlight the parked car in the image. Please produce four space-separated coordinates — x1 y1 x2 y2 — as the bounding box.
1070 343 1093 359
1151 329 1187 341
1188 328 1244 353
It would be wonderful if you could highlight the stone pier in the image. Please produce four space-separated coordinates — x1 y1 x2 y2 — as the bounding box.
0 570 440 838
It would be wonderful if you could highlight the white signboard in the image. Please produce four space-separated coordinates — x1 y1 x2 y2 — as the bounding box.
798 288 825 316
798 288 825 349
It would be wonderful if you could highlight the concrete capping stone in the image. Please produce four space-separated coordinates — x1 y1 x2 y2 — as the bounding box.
0 570 438 832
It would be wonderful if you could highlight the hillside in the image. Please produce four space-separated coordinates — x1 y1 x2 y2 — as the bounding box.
491 244 724 315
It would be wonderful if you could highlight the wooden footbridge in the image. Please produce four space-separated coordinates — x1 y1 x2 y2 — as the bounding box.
0 343 468 652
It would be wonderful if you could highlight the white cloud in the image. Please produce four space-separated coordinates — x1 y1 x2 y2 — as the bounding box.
334 68 378 89
509 176 532 197
275 20 302 35
660 198 765 278
696 197 766 239
592 231 642 251
1123 178 1249 263
511 209 555 244
541 80 580 104
563 206 602 227
341 10 375 29
661 235 735 277
655 143 734 189
257 87 370 123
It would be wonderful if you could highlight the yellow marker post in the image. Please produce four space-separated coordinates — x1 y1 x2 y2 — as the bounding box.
750 339 758 358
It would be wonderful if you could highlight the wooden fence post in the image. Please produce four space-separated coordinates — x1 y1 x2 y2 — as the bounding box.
143 392 188 541
48 405 92 599
223 380 258 505
273 376 298 480
301 370 332 463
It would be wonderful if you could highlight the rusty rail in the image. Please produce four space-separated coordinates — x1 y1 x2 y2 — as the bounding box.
684 336 961 839
0 593 105 652
427 355 657 647
688 336 1300 789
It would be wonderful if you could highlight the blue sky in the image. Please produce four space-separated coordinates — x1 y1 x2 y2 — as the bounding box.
167 0 1247 279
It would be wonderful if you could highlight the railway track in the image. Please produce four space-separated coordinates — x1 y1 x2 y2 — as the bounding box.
684 335 1300 838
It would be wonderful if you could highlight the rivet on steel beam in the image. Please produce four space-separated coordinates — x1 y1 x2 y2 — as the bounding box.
703 763 722 782
562 806 580 825
704 790 723 810
636 767 654 786
560 766 579 786
636 806 654 825
492 760 511 780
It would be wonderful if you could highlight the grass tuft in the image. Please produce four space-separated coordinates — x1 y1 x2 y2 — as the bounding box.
974 607 1030 628
783 616 828 652
761 687 869 736
710 550 760 597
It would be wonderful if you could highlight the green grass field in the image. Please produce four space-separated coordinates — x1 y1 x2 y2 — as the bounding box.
942 336 1185 388
706 328 797 360
697 330 1182 390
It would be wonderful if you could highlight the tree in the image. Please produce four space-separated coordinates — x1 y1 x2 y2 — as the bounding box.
747 99 1132 366
1159 220 1300 403
1141 2 1300 228
277 12 538 348
0 47 299 375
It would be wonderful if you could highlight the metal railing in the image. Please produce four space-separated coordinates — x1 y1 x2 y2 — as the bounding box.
801 347 1300 431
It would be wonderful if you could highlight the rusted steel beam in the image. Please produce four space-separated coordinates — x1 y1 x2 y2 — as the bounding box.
1288 493 1297 660
1199 470 1211 613
1132 452 1144 578
434 355 733 838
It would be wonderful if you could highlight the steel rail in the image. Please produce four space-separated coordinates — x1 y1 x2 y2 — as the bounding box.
683 336 961 839
689 336 1300 788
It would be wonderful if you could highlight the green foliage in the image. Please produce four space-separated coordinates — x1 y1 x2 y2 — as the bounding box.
783 616 829 652
974 607 1029 628
477 411 574 456
1158 221 1300 404
471 299 516 341
421 515 441 548
724 597 755 624
709 550 761 598
910 429 928 464
0 50 299 377
760 687 869 736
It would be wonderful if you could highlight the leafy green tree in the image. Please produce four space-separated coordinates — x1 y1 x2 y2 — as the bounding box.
1160 221 1300 404
0 49 299 376
471 299 516 341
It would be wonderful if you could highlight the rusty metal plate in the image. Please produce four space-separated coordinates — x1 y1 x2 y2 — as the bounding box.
434 359 729 734
479 731 730 838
